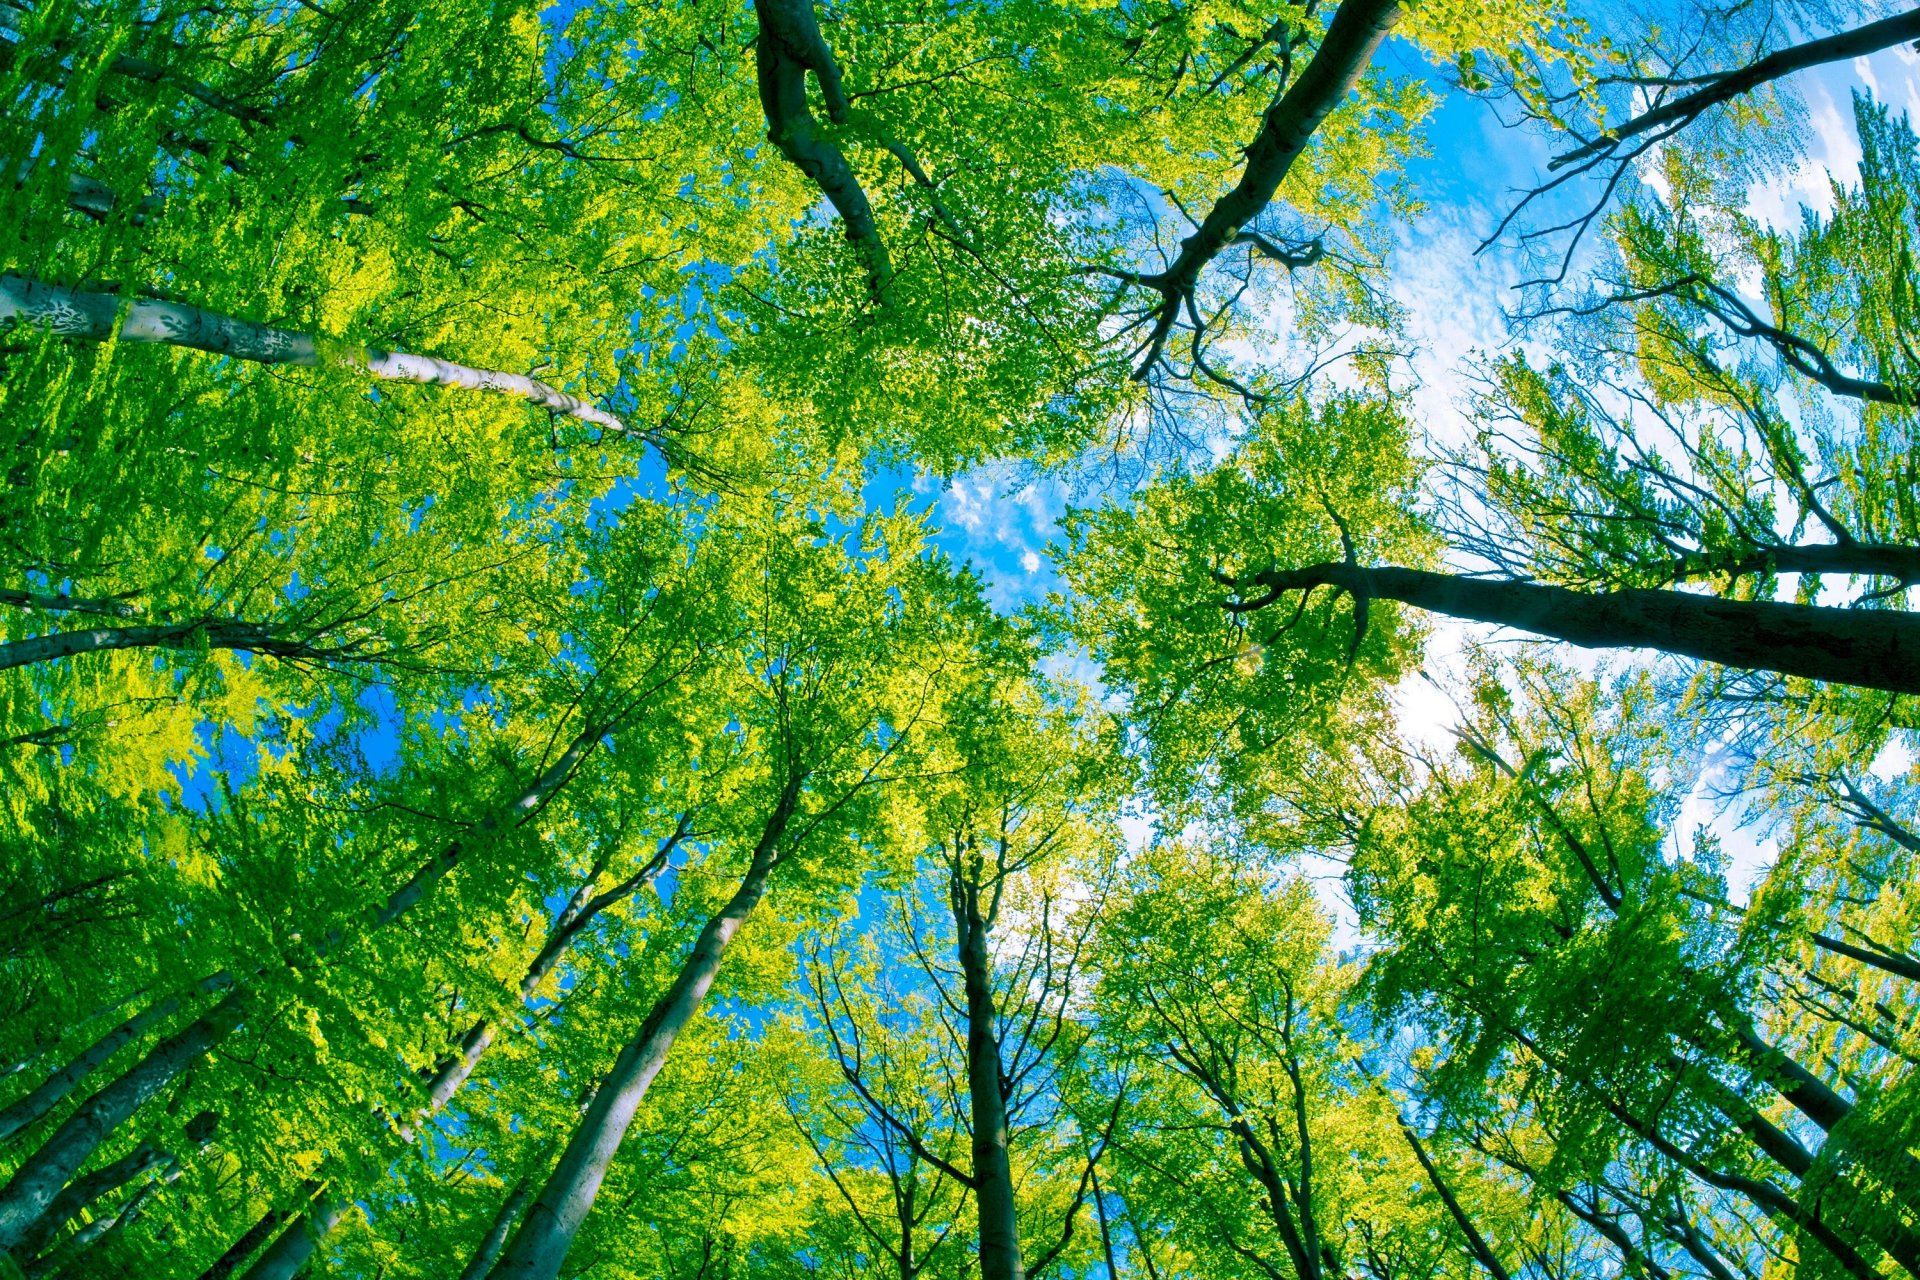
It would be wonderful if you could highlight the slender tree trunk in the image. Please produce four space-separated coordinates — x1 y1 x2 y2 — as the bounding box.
487 781 799 1280
954 879 1024 1280
415 831 678 1121
12 1142 166 1260
0 974 228 1142
21 1176 165 1278
238 1193 348 1280
0 720 609 1253
460 1177 533 1280
753 0 892 304
1123 0 1400 370
1229 563 1920 694
1556 1192 1672 1280
0 988 248 1252
1813 931 1920 982
1398 1123 1512 1280
0 618 346 674
196 1205 292 1280
0 273 627 434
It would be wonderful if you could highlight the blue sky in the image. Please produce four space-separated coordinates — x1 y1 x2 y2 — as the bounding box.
889 30 1920 915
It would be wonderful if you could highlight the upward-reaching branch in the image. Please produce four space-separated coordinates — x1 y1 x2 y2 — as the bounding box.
1549 9 1920 171
0 274 629 435
1115 0 1400 377
753 0 894 306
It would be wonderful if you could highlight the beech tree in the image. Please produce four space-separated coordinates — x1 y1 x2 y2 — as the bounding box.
1 0 1914 1276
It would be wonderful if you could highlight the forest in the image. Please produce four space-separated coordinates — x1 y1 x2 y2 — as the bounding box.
0 0 1917 1276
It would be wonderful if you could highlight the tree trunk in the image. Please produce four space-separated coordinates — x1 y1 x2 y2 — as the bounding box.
753 0 893 305
1397 1123 1511 1280
0 974 229 1142
459 1177 533 1280
1124 0 1400 370
0 988 248 1252
1813 931 1920 982
956 884 1024 1280
0 720 608 1253
0 273 626 434
486 781 799 1280
238 1194 348 1280
1230 563 1920 694
12 1142 166 1260
415 833 677 1122
196 1205 292 1280
0 618 350 674
21 1176 165 1278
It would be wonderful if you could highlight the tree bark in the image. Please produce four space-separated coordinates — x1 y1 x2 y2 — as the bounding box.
0 618 362 674
0 987 248 1253
487 779 800 1280
1229 562 1920 694
21 1176 165 1278
1551 9 1920 169
954 875 1024 1280
196 1205 292 1280
1813 931 1920 982
0 588 141 619
415 834 677 1120
752 0 892 305
11 1142 166 1260
0 273 627 434
1398 1123 1512 1280
0 973 229 1143
459 1176 533 1280
1124 0 1400 371
237 1193 348 1280
0 720 608 1253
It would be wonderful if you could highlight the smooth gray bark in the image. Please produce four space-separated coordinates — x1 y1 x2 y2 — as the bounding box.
487 780 800 1280
12 1142 166 1261
459 1177 533 1280
237 1194 348 1280
0 988 247 1253
0 974 228 1143
0 273 627 433
0 721 609 1253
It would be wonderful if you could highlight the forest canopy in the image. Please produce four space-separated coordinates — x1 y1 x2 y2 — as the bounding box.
1 0 1918 1278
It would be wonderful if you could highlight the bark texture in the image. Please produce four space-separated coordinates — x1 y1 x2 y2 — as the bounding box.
953 875 1024 1280
0 273 626 433
488 783 799 1280
0 618 364 673
0 723 607 1254
1124 0 1400 371
0 974 229 1142
752 0 892 303
196 1205 292 1280
0 989 248 1251
459 1176 534 1280
1230 563 1920 694
237 1194 349 1280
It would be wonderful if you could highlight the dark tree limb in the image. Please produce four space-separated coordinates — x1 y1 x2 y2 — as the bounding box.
1549 9 1920 171
752 0 894 305
1119 0 1399 377
1223 562 1920 694
1613 276 1915 408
